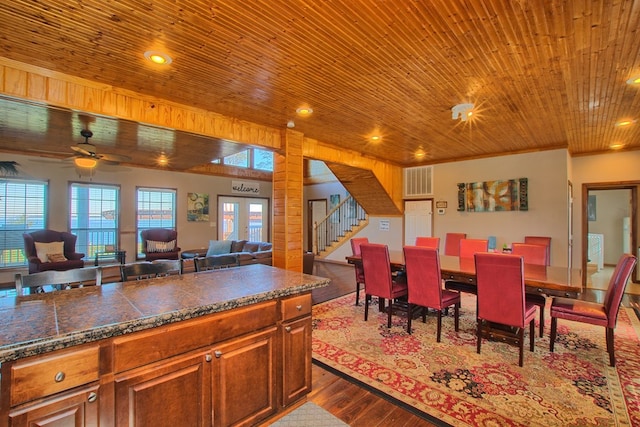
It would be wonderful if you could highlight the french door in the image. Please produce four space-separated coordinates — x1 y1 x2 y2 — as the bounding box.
218 196 269 241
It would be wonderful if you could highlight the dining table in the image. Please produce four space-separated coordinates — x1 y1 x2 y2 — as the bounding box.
346 251 582 298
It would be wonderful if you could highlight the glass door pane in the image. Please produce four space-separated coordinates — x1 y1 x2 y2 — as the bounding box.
222 202 239 240
218 197 269 241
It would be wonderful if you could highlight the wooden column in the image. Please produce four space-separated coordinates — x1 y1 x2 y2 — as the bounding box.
272 130 303 271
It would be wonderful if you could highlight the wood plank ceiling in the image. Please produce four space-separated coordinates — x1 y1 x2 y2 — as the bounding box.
0 0 639 172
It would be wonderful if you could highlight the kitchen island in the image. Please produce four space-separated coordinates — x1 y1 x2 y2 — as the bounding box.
0 264 330 427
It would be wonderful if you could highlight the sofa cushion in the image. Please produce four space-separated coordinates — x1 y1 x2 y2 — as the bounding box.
147 239 176 253
35 241 65 263
206 240 232 257
258 242 272 251
253 251 272 259
230 240 247 253
243 242 260 253
236 252 256 262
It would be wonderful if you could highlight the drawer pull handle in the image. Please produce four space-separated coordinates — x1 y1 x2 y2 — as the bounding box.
214 350 222 358
54 372 65 383
205 354 212 362
285 326 292 332
296 305 303 311
87 392 98 403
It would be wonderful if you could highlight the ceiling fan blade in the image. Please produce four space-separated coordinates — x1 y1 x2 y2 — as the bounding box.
99 153 132 163
70 145 93 157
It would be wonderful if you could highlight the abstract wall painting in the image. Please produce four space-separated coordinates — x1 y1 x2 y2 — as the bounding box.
457 178 528 212
187 192 209 222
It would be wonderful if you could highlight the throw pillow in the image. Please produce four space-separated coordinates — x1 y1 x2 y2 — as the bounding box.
230 240 247 253
47 253 68 262
206 240 232 257
147 239 176 253
243 242 260 253
34 241 65 263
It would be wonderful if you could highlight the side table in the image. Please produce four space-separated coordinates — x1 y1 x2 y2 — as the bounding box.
94 250 127 266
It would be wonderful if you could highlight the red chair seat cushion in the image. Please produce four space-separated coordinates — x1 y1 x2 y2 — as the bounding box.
441 289 461 307
390 282 408 298
550 297 607 326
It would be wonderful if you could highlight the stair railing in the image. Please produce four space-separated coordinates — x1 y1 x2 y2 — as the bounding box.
313 195 366 254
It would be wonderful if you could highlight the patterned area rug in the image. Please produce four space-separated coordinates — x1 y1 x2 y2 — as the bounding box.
312 293 640 427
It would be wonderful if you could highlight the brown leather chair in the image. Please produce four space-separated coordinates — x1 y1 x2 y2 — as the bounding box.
550 254 637 367
475 252 536 367
23 229 85 274
404 246 460 341
361 243 408 328
350 237 369 306
140 228 180 261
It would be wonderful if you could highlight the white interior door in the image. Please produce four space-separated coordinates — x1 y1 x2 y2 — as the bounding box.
218 196 269 241
404 200 433 245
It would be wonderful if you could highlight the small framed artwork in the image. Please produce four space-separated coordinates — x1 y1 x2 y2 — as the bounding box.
187 192 209 222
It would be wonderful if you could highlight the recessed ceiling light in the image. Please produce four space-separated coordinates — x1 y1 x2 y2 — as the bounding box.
626 76 640 85
296 107 313 117
452 103 475 121
414 148 426 159
370 135 381 142
615 119 637 127
144 50 173 65
610 143 625 150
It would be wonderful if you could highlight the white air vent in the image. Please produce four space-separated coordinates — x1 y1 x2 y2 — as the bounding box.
404 166 433 197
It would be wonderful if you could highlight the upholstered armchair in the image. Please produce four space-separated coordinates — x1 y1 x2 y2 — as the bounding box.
23 230 85 274
140 228 180 261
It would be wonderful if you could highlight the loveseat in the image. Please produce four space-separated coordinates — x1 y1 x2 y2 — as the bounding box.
185 239 272 266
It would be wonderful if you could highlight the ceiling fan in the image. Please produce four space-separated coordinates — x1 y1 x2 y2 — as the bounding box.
70 129 131 168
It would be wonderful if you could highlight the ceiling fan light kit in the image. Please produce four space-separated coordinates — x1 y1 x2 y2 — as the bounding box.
74 157 97 168
452 103 475 121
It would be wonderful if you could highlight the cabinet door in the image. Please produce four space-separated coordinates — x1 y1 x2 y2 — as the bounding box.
9 384 100 427
282 316 312 406
114 352 211 427
212 327 277 427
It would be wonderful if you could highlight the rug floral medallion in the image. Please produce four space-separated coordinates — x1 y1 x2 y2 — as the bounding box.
312 293 640 427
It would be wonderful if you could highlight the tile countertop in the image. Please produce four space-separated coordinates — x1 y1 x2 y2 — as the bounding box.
0 264 330 363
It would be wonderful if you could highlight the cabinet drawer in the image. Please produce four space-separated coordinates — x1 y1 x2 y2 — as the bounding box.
10 345 100 406
281 293 311 322
113 301 278 373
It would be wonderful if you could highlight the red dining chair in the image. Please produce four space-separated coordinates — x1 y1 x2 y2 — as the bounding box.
444 233 466 256
361 243 408 328
512 242 548 337
415 236 440 249
475 252 536 367
445 238 488 297
404 246 460 341
524 236 551 265
550 253 637 367
350 237 369 306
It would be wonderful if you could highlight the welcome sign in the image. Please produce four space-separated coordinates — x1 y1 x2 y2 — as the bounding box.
232 180 260 194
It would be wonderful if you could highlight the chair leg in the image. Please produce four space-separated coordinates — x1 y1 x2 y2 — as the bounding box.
476 319 483 354
355 283 360 306
538 306 544 337
549 317 557 352
518 328 525 367
407 303 413 334
454 302 460 332
606 327 615 367
421 307 427 323
529 319 535 352
387 303 392 328
364 294 370 321
436 310 442 343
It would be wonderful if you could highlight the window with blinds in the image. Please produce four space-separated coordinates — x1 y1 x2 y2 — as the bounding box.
0 178 48 268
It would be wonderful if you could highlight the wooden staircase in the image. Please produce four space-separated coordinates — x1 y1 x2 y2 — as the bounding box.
312 194 368 257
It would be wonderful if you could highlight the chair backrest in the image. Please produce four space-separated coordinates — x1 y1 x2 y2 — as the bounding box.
403 246 443 309
15 267 102 296
194 255 239 272
121 260 182 281
602 254 637 327
141 228 178 252
350 237 369 282
444 233 466 256
415 237 440 249
23 229 80 259
524 236 551 265
512 243 547 266
459 239 488 259
360 243 393 299
475 253 526 328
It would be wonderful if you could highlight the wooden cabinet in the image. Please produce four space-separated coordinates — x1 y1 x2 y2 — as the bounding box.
114 351 211 427
8 384 100 427
212 327 277 427
280 294 312 406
